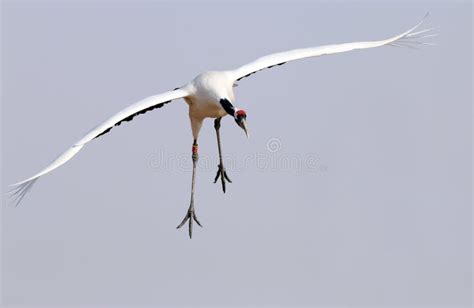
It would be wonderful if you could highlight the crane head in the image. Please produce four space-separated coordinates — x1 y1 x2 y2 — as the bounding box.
234 109 249 138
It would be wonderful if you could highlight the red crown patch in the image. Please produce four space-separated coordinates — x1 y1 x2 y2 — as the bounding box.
236 110 247 117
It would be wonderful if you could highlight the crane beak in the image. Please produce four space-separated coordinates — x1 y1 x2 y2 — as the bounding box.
240 119 250 138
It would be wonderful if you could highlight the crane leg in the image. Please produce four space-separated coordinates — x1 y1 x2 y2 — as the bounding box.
213 117 232 193
176 139 202 238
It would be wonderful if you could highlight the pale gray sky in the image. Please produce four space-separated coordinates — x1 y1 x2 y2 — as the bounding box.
1 1 472 307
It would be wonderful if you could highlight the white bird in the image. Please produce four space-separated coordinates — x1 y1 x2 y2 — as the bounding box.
9 15 435 238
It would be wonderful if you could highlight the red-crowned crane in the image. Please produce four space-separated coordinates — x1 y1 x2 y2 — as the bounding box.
8 15 435 238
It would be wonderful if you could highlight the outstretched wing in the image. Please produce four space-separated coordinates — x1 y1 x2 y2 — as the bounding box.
8 87 189 206
228 14 435 82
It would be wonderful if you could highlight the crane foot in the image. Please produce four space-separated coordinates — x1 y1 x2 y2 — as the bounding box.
214 164 232 193
176 204 202 239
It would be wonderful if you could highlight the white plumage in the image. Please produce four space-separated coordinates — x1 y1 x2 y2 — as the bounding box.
8 15 435 237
